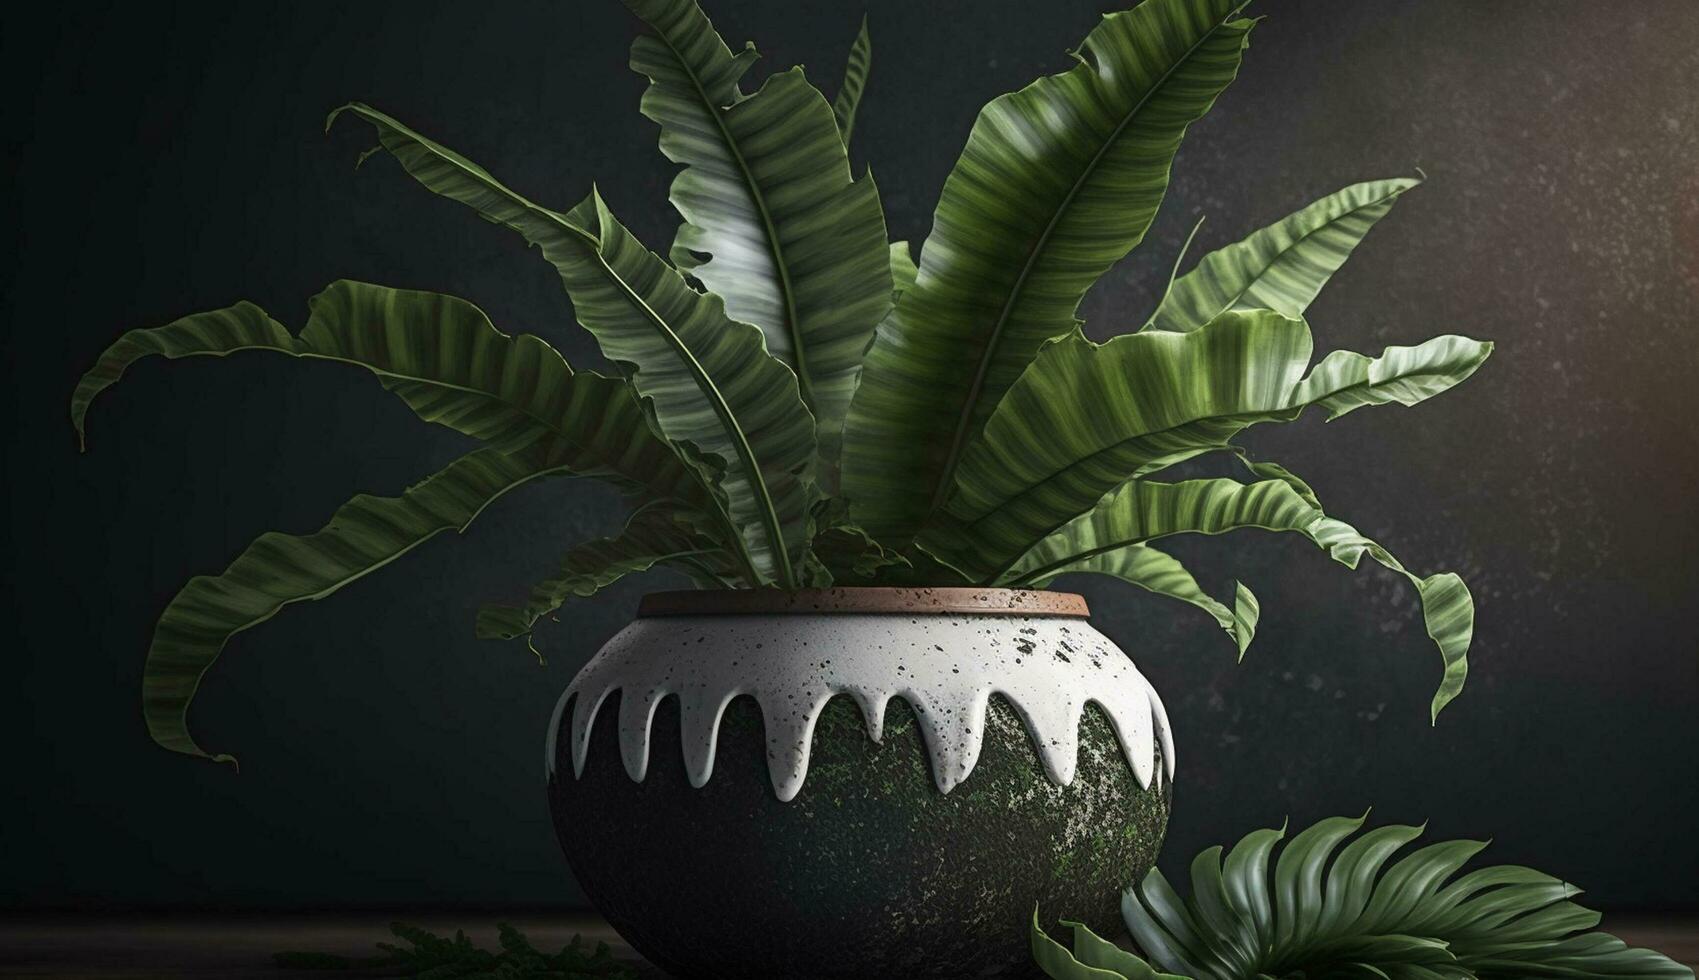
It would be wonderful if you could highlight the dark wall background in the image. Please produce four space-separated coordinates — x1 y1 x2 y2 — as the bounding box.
5 0 1696 913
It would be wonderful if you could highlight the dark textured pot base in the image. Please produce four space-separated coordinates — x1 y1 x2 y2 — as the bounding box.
550 692 1171 979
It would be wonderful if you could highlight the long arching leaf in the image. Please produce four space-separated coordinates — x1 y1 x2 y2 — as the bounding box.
72 282 725 525
832 15 872 146
1001 470 1473 711
563 188 820 589
142 449 570 764
843 0 1256 544
475 507 719 645
329 103 816 586
1018 542 1257 658
1002 479 1319 587
624 0 890 475
927 311 1492 582
1146 177 1421 332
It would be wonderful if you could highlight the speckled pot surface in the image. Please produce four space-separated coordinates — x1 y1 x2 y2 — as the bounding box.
546 588 1174 979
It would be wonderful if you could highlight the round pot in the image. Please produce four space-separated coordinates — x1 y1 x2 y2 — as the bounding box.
546 587 1174 979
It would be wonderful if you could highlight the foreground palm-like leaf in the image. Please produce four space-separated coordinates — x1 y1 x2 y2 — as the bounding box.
1033 814 1694 980
74 0 1499 762
999 472 1477 718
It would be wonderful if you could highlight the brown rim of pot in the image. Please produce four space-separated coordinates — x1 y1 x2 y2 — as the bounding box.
636 587 1090 619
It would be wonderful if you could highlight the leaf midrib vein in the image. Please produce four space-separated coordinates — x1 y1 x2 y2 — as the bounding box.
653 29 815 415
925 3 1253 521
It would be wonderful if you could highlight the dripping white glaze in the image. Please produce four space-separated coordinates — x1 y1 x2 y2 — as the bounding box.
546 612 1173 803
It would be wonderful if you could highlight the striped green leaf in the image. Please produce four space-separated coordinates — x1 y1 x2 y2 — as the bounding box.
1000 469 1473 715
1237 455 1476 720
1147 178 1421 332
625 0 890 476
843 0 1256 544
1001 477 1321 654
330 103 817 587
1024 541 1258 659
71 282 725 526
141 449 571 764
475 507 720 645
926 310 1493 583
832 15 871 146
1003 479 1319 587
889 241 917 299
1310 516 1475 721
1103 814 1695 980
562 188 820 589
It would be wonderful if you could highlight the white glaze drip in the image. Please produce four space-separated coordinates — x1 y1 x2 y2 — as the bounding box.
547 613 1173 803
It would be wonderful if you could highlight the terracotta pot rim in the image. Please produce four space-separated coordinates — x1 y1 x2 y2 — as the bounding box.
636 586 1090 619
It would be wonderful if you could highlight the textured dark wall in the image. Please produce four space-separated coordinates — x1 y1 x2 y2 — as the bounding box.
5 0 1696 912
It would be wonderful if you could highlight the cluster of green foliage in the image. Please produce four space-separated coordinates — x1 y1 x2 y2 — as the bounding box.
73 0 1494 765
1033 814 1694 980
274 921 634 978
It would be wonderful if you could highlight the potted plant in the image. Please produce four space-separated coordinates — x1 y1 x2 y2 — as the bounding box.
71 0 1493 975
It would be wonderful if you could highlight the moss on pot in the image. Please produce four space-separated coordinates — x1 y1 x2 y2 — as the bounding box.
550 689 1170 979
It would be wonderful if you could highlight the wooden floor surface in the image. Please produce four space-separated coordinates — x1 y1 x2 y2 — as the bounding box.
1 913 1694 977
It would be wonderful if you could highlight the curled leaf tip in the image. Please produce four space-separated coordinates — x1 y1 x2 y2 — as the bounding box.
322 102 357 134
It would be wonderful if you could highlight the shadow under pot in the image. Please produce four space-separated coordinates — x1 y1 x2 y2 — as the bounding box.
546 587 1174 979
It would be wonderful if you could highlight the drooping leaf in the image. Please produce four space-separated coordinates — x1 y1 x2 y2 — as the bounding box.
140 449 570 764
1002 477 1319 654
843 0 1256 545
927 310 1492 583
1107 814 1695 980
1147 177 1421 332
476 507 719 645
1002 479 1319 587
71 282 725 527
1023 541 1258 659
329 103 816 587
1309 516 1475 721
832 15 872 146
624 0 890 475
1233 455 1477 720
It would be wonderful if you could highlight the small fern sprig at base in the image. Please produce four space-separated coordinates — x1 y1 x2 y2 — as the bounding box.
274 921 636 978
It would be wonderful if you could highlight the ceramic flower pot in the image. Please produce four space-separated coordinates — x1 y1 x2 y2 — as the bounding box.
546 587 1174 979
